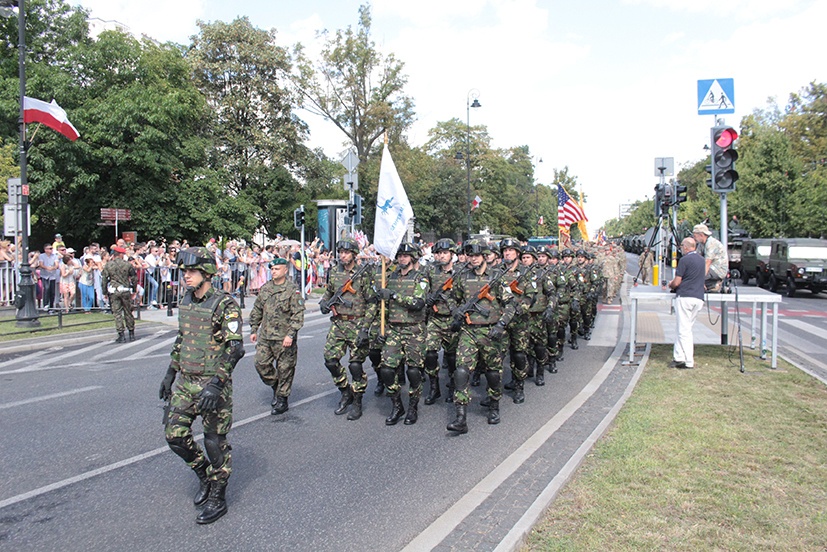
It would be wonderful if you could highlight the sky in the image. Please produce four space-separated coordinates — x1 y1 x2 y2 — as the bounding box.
74 0 827 234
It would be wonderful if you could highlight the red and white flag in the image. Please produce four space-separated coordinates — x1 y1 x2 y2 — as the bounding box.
23 96 80 141
538 215 545 226
471 195 482 211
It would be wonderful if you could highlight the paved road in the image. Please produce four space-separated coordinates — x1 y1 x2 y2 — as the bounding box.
0 297 634 551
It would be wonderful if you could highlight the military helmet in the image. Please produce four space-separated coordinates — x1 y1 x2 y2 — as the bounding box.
521 245 538 259
549 249 561 259
464 239 489 256
433 238 457 254
561 248 574 258
487 241 500 256
576 248 588 258
500 237 522 254
536 245 550 257
336 238 359 253
177 246 216 275
397 242 420 259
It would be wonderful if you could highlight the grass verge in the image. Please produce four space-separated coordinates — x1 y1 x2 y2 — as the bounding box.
0 310 145 342
524 344 827 552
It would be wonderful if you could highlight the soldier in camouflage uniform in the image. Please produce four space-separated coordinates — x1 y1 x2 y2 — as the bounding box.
159 247 244 525
250 257 305 415
537 246 560 374
561 248 581 350
521 246 555 386
447 240 516 433
499 237 536 404
575 249 599 340
101 245 137 342
376 242 429 425
424 238 462 404
550 249 577 362
320 239 377 421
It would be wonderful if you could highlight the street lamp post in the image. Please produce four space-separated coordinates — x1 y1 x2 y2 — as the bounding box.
2 0 39 326
465 89 481 237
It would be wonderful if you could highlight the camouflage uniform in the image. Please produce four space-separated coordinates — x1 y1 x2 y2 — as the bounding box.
447 244 517 433
164 287 242 493
378 247 429 425
562 251 582 349
523 248 555 385
499 238 536 404
249 275 304 406
101 251 136 340
424 258 462 404
321 254 378 420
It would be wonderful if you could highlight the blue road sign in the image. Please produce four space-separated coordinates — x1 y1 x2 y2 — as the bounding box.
697 78 735 115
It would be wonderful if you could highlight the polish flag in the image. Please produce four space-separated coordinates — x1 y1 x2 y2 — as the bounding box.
538 215 545 226
471 195 482 211
23 97 80 141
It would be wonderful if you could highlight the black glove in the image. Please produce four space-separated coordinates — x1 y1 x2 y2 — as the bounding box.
355 328 370 349
542 306 555 324
487 321 507 341
425 292 438 308
320 298 331 315
198 377 224 412
376 333 387 346
449 315 464 333
376 288 396 302
159 364 177 401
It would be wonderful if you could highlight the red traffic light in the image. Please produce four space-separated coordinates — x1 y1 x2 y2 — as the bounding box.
714 127 738 148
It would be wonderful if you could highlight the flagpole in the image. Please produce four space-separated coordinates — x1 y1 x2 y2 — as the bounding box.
13 0 40 327
380 130 388 339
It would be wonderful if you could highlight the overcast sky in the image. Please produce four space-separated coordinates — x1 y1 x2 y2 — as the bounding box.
74 0 826 234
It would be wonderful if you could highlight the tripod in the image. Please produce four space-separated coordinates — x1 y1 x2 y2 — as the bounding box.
633 210 683 285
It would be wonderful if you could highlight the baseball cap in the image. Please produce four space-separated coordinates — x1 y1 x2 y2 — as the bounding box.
66 248 75 253
111 245 126 253
692 224 712 236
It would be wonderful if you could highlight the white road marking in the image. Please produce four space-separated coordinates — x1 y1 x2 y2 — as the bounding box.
0 385 103 410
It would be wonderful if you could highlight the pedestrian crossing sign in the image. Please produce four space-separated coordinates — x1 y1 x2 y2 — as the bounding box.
697 78 735 115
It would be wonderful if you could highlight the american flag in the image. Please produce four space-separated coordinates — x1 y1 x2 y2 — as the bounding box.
558 186 587 229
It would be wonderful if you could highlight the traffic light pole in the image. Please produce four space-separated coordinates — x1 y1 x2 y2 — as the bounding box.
720 193 728 345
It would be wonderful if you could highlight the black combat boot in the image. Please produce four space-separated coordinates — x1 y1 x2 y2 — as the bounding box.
584 329 592 340
470 371 481 387
513 379 525 404
446 404 468 434
404 396 419 425
373 379 384 396
570 333 579 350
480 395 492 408
445 380 455 403
334 387 353 415
128 329 135 341
487 399 500 425
347 393 363 421
115 332 126 343
195 480 228 525
526 357 535 378
192 459 211 507
548 357 558 373
271 396 288 415
424 375 441 405
536 366 546 386
385 393 405 426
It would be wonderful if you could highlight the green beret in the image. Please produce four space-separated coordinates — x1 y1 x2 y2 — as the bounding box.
269 257 288 267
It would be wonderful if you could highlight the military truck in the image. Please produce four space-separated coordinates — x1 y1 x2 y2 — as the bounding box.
738 238 772 287
767 238 827 297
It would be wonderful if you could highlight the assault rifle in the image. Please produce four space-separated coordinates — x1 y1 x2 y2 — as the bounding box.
323 261 374 314
426 262 467 310
450 268 509 331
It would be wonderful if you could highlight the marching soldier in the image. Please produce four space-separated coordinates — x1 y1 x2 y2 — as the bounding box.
250 257 305 415
101 245 137 342
320 239 377 421
376 243 429 425
561 248 581 350
447 240 516 433
424 238 462 404
521 246 555 386
499 237 536 404
159 247 244 524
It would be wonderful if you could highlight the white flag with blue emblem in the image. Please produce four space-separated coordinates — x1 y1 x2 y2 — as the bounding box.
373 143 414 259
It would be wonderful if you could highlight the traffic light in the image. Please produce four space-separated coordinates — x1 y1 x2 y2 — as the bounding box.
674 183 688 205
660 183 673 212
293 206 305 229
353 194 362 225
710 126 739 193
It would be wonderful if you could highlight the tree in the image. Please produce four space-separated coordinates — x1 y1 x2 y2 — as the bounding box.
291 4 414 168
